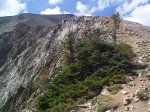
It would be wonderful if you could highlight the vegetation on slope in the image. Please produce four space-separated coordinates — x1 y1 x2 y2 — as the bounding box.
36 29 134 112
107 84 122 95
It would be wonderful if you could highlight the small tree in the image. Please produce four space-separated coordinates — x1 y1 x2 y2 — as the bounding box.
63 32 75 65
111 12 121 46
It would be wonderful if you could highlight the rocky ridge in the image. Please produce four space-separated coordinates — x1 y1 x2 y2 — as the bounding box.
0 14 150 112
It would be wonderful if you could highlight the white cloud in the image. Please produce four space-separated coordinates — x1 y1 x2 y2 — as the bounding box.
98 0 124 11
48 0 63 5
114 0 150 26
74 0 126 16
124 4 150 26
41 7 62 15
76 1 88 15
75 1 97 16
41 7 70 15
98 0 108 11
0 0 27 17
117 0 149 16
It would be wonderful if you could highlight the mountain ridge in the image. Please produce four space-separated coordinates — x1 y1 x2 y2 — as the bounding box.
0 13 150 112
0 13 74 34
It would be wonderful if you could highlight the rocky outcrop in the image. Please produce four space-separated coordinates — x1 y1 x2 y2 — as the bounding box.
0 14 150 112
0 14 73 111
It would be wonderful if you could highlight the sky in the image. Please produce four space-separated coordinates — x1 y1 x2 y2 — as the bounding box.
0 0 150 26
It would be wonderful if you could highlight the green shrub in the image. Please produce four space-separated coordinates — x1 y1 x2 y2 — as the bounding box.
136 91 149 101
108 84 122 95
36 30 134 111
117 43 134 58
97 103 112 112
146 73 150 79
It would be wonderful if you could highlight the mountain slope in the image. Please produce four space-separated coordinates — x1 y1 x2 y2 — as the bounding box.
0 14 150 112
0 13 73 111
0 13 74 34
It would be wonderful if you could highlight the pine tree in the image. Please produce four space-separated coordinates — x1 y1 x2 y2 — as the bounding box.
63 32 75 65
111 12 121 46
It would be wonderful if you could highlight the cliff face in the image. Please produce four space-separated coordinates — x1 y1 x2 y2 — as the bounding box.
0 14 150 112
0 14 74 111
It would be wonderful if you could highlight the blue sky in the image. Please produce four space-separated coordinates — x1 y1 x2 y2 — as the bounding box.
0 0 150 26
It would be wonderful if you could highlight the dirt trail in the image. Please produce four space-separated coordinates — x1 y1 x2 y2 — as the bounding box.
114 76 149 112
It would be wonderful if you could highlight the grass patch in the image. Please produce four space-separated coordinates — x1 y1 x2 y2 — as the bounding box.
96 96 118 112
108 84 122 95
92 95 114 105
97 102 112 112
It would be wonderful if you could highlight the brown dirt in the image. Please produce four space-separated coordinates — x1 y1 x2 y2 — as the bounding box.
113 76 149 112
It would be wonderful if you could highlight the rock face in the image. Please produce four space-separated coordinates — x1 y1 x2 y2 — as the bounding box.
0 14 74 111
0 14 150 112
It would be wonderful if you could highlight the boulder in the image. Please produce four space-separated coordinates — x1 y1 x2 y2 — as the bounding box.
129 106 135 111
133 97 139 102
123 97 132 106
128 81 135 86
134 89 140 95
101 86 110 95
125 106 135 111
125 106 130 111
128 76 134 81
120 90 128 95
140 78 147 81
138 72 143 78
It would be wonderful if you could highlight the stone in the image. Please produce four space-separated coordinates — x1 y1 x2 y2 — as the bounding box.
129 106 135 111
137 60 143 64
125 106 130 111
140 78 147 81
101 86 110 95
22 109 32 112
142 81 145 84
139 85 147 91
120 90 128 95
128 76 135 80
128 81 135 86
148 101 150 105
138 72 143 78
134 89 140 95
133 97 139 102
125 106 135 111
123 97 131 106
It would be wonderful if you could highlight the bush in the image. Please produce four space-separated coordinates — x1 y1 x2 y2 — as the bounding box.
117 43 134 58
136 91 149 101
97 103 112 112
108 84 122 95
146 73 150 79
